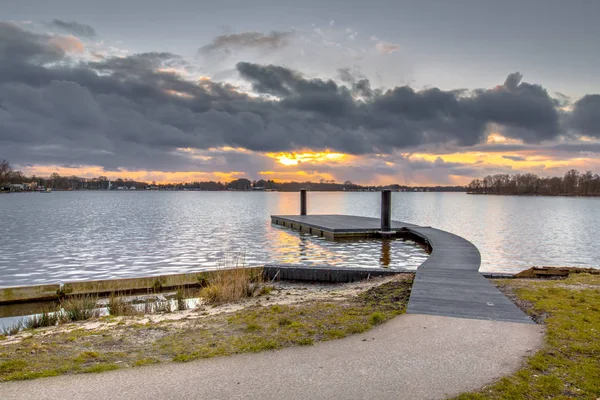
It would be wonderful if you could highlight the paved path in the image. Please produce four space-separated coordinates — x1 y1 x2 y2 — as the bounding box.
0 314 544 400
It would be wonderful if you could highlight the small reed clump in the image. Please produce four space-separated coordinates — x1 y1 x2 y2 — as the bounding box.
24 307 60 329
1 320 23 336
175 289 187 311
108 294 140 316
199 266 265 304
59 295 101 322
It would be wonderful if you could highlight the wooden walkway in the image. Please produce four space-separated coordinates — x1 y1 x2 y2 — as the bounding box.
271 214 533 324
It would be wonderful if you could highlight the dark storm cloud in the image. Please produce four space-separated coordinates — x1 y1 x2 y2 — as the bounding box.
200 31 292 55
0 22 599 172
569 95 600 138
50 19 97 38
238 62 562 147
0 22 64 64
502 155 526 161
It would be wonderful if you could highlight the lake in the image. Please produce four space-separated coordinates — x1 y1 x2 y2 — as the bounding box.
0 191 598 287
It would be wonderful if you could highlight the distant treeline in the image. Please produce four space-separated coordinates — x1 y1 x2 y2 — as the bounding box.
0 159 466 192
467 169 600 196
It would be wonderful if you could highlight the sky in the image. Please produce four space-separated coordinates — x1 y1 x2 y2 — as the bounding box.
1 0 599 185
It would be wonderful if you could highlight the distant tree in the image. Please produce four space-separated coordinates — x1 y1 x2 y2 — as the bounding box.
467 169 600 196
227 178 252 190
563 169 580 195
0 159 12 184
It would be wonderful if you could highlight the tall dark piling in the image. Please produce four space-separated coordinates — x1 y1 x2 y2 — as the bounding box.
300 189 307 216
381 190 391 232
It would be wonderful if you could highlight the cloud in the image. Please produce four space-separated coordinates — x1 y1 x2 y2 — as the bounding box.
344 28 357 40
503 72 523 91
502 155 526 161
569 94 600 138
0 21 599 180
375 41 400 54
199 31 292 55
50 19 97 38
0 22 64 64
48 35 85 54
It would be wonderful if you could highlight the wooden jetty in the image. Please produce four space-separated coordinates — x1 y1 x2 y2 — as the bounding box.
271 190 533 324
270 215 419 240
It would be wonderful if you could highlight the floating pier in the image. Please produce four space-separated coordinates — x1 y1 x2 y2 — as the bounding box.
271 214 420 240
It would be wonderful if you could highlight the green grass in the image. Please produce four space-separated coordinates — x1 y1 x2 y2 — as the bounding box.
134 358 160 367
0 276 413 382
456 273 600 399
82 363 120 374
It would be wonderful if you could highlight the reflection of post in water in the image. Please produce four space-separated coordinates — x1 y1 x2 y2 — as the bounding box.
380 239 391 267
298 236 308 261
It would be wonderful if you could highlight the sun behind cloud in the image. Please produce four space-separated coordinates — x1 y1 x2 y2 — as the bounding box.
266 151 347 166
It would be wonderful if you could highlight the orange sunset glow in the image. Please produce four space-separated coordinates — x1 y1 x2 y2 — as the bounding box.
266 151 348 166
17 142 600 187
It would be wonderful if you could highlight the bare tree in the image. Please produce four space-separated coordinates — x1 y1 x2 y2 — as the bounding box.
0 159 12 184
468 169 600 196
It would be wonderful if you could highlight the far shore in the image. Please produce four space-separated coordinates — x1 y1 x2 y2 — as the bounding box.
467 192 600 198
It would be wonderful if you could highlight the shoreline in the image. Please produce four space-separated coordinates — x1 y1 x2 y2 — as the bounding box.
467 192 600 197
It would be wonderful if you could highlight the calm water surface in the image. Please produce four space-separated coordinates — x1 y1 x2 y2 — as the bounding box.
0 191 598 286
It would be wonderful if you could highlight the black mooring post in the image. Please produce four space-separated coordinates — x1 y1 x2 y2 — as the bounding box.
381 190 391 232
300 189 307 215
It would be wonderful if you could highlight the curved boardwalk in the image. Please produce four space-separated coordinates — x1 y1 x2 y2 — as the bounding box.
406 226 532 323
271 214 533 324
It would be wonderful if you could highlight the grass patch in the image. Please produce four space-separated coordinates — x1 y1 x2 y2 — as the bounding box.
60 295 101 322
0 276 413 382
368 311 386 325
456 273 600 399
0 360 27 374
199 266 265 304
83 363 120 374
134 358 160 367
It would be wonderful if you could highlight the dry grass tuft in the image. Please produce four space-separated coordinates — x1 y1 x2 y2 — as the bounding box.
199 267 265 304
108 295 140 316
24 307 60 329
60 295 101 322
